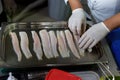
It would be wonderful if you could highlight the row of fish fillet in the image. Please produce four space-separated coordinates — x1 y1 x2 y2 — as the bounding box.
9 29 85 62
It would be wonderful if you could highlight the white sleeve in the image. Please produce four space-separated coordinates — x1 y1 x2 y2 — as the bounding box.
64 0 68 5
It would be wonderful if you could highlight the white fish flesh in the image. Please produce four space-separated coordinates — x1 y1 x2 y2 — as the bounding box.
64 30 80 59
73 35 80 45
57 31 69 58
39 30 53 59
60 31 70 57
73 35 85 56
31 31 43 60
49 31 59 58
19 32 32 59
9 32 22 62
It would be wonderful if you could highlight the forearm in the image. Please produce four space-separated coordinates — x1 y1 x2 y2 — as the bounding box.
68 0 83 10
104 13 120 31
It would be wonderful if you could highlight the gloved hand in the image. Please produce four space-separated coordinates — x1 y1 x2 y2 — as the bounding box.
78 22 110 49
68 8 86 35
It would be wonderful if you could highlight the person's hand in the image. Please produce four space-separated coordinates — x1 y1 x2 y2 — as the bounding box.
68 8 86 35
78 22 110 50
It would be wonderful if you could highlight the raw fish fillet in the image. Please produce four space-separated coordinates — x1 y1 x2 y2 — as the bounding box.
9 32 22 62
49 31 59 58
64 30 80 59
31 31 43 60
19 32 32 59
60 31 70 57
39 30 53 59
57 31 69 58
74 35 80 44
73 35 85 56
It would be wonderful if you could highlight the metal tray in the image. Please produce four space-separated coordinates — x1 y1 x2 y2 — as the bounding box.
0 22 108 68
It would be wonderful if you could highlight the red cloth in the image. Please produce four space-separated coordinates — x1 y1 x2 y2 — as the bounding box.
45 69 82 80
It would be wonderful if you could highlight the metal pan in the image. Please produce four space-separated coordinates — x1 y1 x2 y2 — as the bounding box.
0 22 108 68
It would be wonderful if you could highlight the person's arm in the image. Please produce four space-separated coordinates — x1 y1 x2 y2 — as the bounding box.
104 13 120 31
65 0 86 35
68 0 83 10
78 13 120 50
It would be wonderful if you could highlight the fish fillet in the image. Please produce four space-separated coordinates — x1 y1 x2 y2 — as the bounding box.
74 35 80 44
73 35 85 56
9 32 22 62
49 31 59 58
19 32 32 59
31 31 43 60
64 30 80 59
57 31 69 58
39 30 53 59
60 31 70 57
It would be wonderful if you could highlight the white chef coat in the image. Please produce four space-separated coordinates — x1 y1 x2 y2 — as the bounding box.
64 0 120 22
0 0 3 14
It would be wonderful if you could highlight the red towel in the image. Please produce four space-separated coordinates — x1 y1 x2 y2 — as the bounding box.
45 69 82 80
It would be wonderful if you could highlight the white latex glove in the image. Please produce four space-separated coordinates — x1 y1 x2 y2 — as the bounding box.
68 8 86 35
78 22 110 49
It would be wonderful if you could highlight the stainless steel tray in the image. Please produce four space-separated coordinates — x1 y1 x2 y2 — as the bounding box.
0 22 108 67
